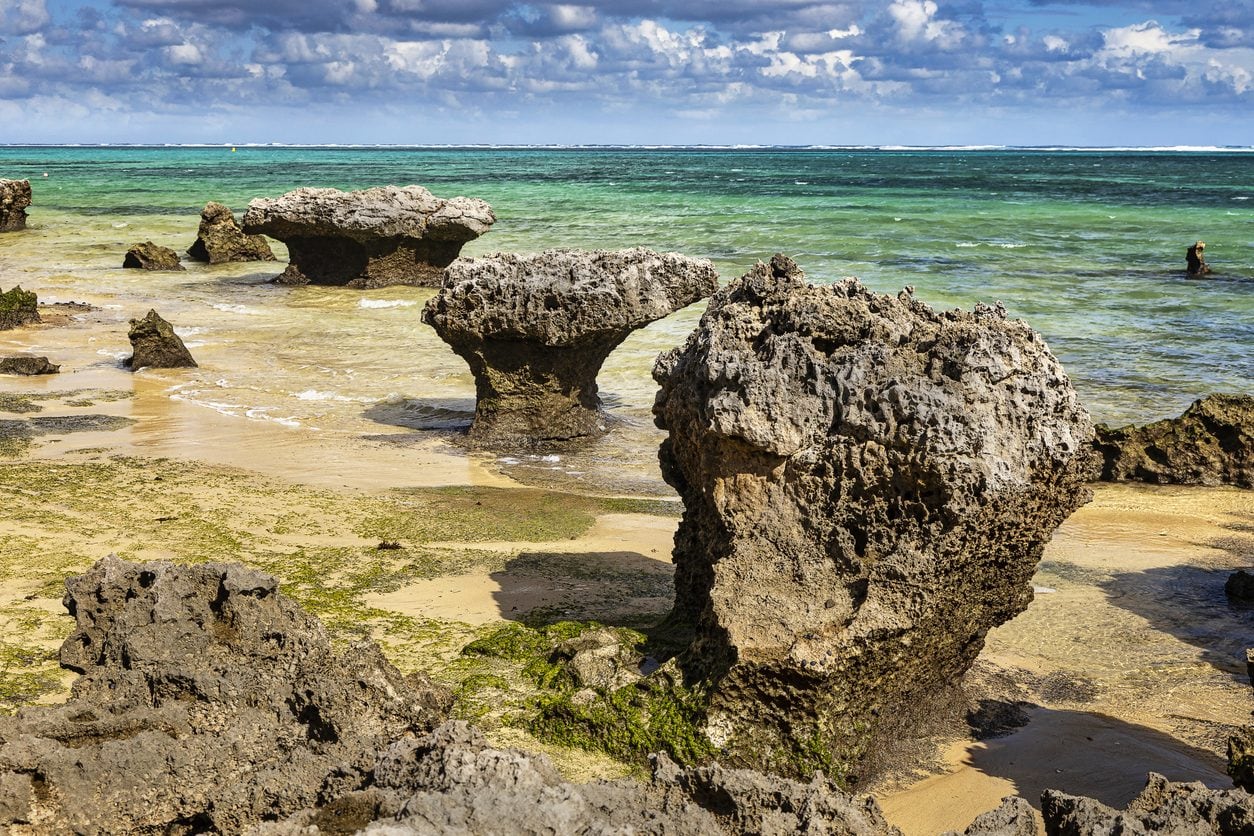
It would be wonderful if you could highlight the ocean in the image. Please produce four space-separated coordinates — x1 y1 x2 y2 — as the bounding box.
0 146 1250 489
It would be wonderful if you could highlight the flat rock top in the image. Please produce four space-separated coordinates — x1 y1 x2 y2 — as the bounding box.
242 185 494 242
424 247 720 345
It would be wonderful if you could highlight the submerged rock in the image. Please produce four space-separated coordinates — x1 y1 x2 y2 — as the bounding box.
1042 773 1253 835
242 185 494 288
0 556 451 834
123 241 185 271
652 255 1094 777
186 201 276 264
0 285 39 330
0 178 31 231
1094 394 1254 488
126 309 198 369
1186 240 1211 278
423 248 719 447
0 355 59 375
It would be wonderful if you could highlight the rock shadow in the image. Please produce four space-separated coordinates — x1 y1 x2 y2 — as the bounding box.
964 707 1229 811
1098 537 1254 682
363 397 475 433
489 549 675 633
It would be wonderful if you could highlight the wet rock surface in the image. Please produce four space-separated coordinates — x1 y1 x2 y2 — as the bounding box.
1041 773 1254 835
1094 394 1254 488
423 248 719 448
0 286 40 330
123 241 186 271
187 201 276 264
0 556 451 835
652 255 1094 777
0 178 31 231
126 309 198 369
0 355 59 375
242 185 494 288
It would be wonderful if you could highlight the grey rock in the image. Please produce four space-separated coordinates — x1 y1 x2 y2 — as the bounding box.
1094 394 1254 488
0 286 40 330
187 201 276 264
0 355 59 375
652 254 1094 777
123 241 185 271
943 797 1038 836
0 556 450 835
126 309 198 369
0 178 31 231
1042 772 1254 835
550 628 646 691
242 185 494 288
423 248 719 447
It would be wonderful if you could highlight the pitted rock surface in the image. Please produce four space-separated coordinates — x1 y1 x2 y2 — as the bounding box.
259 721 904 836
0 286 39 330
187 201 276 264
0 556 450 835
123 241 185 271
652 254 1094 776
126 309 198 369
0 355 59 375
0 179 31 231
1095 394 1254 488
423 248 719 447
1042 773 1254 835
242 185 494 288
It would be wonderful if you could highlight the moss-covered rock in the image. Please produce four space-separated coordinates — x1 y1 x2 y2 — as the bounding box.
0 286 38 330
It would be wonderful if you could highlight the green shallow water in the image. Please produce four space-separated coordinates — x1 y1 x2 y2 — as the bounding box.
0 146 1250 430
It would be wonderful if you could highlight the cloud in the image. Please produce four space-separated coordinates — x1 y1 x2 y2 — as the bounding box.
0 0 50 35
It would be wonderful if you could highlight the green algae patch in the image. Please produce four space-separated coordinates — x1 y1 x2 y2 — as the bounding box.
0 394 43 415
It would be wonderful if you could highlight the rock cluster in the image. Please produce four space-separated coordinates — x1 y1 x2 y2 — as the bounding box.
0 285 39 330
0 178 31 231
423 248 719 447
0 355 59 375
652 255 1094 776
242 185 495 288
1095 394 1253 488
186 201 276 264
0 556 451 834
123 241 185 271
126 309 198 369
1043 773 1253 834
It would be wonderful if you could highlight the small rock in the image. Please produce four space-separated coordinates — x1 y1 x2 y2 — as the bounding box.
186 201 275 264
0 355 59 375
126 309 197 369
0 286 40 330
123 241 185 271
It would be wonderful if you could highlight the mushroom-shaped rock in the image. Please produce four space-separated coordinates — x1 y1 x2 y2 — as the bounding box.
0 286 39 330
423 248 720 447
186 201 276 264
126 309 197 369
652 255 1094 777
242 185 495 288
0 179 31 231
0 355 59 375
0 556 450 834
1095 394 1253 488
123 241 185 271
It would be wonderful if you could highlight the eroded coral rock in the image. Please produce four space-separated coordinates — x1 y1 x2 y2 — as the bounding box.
242 185 494 288
1042 773 1253 835
187 201 276 264
0 556 450 834
126 309 197 369
0 179 31 231
942 797 1038 836
1095 394 1254 488
423 248 719 447
652 255 1094 777
123 241 185 271
0 355 59 375
0 286 39 330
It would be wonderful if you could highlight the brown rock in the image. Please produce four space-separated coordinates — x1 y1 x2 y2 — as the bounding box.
123 241 185 271
0 355 59 375
186 201 276 263
0 285 39 330
126 309 197 369
0 179 31 231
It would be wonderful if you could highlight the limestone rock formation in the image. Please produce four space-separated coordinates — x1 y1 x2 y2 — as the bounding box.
0 285 39 330
652 255 1094 777
261 721 904 836
0 355 59 375
1042 773 1253 835
1095 394 1253 488
123 241 185 271
0 178 31 231
0 556 451 834
942 797 1037 836
125 309 198 369
186 201 276 264
423 248 719 447
242 185 495 288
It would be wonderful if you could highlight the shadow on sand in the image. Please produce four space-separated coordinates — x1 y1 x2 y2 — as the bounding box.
362 397 475 432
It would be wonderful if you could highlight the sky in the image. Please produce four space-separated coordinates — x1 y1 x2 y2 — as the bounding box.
0 0 1251 145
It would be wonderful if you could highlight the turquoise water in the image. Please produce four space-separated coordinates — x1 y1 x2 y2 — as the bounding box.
0 146 1250 427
